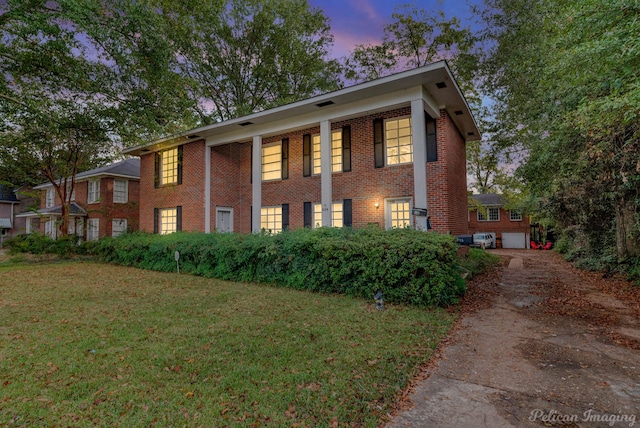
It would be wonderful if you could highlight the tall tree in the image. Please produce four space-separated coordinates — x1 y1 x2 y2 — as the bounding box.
0 0 198 235
170 0 341 122
479 0 640 261
344 4 477 96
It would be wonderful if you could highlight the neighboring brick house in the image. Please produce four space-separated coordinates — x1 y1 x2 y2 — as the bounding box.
0 185 39 243
468 193 531 248
16 159 140 240
124 62 480 235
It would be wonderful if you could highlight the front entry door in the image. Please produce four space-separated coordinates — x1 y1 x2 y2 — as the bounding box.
216 208 233 233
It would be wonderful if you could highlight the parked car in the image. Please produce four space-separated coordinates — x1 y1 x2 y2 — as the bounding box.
472 233 495 249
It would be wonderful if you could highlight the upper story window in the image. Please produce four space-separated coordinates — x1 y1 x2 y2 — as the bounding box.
331 131 343 172
113 179 128 203
386 117 413 165
262 143 282 181
65 182 75 202
45 188 54 208
304 127 350 176
478 207 500 222
160 148 179 185
312 134 321 175
509 210 523 221
154 146 183 187
87 179 100 204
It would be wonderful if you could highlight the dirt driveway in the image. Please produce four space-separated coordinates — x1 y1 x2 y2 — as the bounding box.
388 249 640 427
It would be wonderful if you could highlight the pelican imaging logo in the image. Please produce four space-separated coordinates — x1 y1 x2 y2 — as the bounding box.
529 409 636 426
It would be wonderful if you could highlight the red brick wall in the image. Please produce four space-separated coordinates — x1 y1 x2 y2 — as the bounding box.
140 141 205 232
141 107 469 235
210 142 253 233
426 110 469 236
256 108 416 230
469 207 531 242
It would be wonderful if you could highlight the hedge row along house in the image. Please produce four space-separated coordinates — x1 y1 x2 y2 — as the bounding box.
17 159 140 240
123 62 480 235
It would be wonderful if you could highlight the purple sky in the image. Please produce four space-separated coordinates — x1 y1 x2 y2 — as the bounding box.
308 0 483 58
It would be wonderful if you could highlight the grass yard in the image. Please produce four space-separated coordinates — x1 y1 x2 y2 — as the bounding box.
0 261 455 427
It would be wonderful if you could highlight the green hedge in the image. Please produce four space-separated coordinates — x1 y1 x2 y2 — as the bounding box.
92 227 466 307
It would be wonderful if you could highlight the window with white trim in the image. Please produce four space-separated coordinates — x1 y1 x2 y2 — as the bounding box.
44 218 55 238
88 180 100 204
65 182 75 201
159 208 177 235
260 206 282 233
45 188 54 208
87 218 99 241
113 179 128 203
76 219 84 239
386 198 412 229
331 130 342 172
386 117 413 165
478 207 500 222
160 148 179 185
112 218 127 237
311 131 343 175
311 202 343 228
509 210 523 221
262 143 282 181
312 134 321 175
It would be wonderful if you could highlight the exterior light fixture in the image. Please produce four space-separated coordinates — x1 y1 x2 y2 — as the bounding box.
374 202 379 208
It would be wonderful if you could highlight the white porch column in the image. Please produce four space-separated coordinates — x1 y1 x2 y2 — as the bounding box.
251 135 262 233
204 145 211 233
411 98 428 230
320 120 332 227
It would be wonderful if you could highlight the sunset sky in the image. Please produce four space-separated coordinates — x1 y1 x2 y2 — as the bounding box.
308 0 483 58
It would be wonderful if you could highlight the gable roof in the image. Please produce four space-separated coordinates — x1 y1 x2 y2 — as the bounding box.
469 193 506 207
15 202 88 218
124 61 481 156
33 158 140 190
0 184 18 202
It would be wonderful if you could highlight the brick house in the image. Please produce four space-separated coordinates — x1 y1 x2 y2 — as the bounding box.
0 185 40 244
468 193 531 248
124 62 480 235
17 159 140 240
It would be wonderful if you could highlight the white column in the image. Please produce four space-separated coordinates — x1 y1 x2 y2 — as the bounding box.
320 120 332 227
251 136 262 233
204 145 211 233
411 98 428 231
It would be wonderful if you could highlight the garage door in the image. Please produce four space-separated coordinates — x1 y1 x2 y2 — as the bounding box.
502 232 526 249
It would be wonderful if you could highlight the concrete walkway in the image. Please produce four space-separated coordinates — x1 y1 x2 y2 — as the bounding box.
388 250 640 427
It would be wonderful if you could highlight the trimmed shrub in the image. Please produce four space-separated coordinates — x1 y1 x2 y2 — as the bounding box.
5 233 79 257
93 228 466 307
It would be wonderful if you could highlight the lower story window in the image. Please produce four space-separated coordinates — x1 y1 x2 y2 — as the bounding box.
112 219 128 237
160 208 177 235
386 198 412 229
87 218 99 241
260 206 282 233
312 202 343 228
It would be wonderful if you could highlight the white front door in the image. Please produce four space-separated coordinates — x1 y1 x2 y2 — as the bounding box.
216 208 233 233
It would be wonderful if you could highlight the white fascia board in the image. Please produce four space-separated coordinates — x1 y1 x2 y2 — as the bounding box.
205 86 432 146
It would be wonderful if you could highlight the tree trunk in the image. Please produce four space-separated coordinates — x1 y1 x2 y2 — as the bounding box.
615 197 639 260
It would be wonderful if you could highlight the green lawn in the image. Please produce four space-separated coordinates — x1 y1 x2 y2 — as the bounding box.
0 261 456 426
